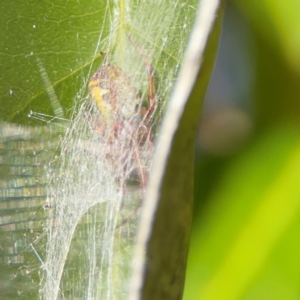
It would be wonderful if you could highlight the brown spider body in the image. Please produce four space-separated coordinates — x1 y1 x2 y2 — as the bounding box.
89 63 140 134
88 56 155 221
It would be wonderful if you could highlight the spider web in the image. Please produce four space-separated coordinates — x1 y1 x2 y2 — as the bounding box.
0 0 197 299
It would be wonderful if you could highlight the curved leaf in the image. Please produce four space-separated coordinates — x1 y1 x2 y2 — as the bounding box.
130 1 224 299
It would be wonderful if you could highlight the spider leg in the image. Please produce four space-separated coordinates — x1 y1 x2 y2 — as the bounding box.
138 56 156 130
145 61 155 120
127 36 156 121
115 134 149 229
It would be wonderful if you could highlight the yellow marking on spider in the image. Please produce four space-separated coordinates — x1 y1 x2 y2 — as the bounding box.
89 79 110 119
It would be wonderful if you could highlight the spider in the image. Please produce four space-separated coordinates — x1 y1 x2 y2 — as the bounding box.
88 51 156 227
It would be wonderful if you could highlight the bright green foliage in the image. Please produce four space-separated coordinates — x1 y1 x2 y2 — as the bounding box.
184 1 300 299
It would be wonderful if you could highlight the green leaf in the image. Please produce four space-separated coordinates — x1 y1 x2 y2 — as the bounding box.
0 0 111 123
1 0 212 299
0 0 197 124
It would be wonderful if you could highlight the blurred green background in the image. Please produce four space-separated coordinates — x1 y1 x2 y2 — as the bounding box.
184 1 300 299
